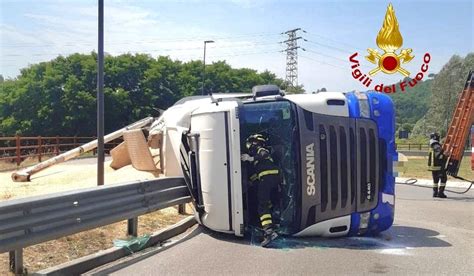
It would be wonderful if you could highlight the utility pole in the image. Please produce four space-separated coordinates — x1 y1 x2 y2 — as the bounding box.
281 28 305 92
97 0 104 186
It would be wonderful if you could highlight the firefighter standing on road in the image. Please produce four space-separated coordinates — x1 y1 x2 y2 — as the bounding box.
428 133 448 198
241 133 280 247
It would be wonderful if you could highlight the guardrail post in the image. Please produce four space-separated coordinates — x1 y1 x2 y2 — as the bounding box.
178 204 186 214
127 217 138 237
38 136 42 162
419 144 421 150
9 249 23 274
408 144 411 151
73 135 77 148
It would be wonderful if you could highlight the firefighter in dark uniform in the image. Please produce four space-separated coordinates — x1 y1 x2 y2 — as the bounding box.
428 133 447 198
241 133 280 247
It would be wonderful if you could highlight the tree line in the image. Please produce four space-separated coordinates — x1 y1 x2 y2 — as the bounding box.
385 53 473 141
410 53 473 138
1 52 472 139
0 53 287 136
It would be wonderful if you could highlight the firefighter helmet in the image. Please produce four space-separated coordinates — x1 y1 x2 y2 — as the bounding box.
430 132 440 141
246 133 267 150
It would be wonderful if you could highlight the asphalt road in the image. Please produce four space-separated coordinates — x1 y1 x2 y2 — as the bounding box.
90 184 474 275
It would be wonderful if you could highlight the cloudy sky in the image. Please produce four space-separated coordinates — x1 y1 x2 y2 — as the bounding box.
1 0 472 92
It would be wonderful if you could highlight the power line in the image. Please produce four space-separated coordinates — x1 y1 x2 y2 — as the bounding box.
1 32 281 48
303 48 348 63
304 39 352 54
299 54 394 83
1 40 282 59
1 37 283 68
304 31 365 52
299 54 346 70
0 48 283 68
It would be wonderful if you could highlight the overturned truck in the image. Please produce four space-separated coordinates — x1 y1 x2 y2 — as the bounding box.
13 85 398 237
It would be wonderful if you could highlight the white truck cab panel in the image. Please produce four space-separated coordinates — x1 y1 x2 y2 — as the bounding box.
285 92 349 117
190 101 244 235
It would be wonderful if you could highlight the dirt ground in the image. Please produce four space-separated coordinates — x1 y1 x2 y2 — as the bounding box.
0 157 189 275
0 157 158 200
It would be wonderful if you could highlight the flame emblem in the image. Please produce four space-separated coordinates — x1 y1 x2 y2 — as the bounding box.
366 3 414 77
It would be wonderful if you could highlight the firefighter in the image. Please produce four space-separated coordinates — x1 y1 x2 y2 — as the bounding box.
241 133 280 247
427 132 447 198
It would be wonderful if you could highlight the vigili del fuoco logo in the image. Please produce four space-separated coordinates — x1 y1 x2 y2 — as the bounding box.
349 3 431 93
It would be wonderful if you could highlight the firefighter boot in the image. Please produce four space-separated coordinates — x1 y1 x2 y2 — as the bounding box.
438 185 447 198
432 187 438 198
261 227 278 248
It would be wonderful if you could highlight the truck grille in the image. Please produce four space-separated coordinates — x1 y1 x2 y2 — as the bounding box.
317 117 379 224
298 110 380 228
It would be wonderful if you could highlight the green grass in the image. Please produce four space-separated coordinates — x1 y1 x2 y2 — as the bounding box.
399 157 473 179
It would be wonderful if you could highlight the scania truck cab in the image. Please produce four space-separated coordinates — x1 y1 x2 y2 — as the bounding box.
152 85 397 237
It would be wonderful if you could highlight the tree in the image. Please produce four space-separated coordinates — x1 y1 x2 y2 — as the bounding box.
314 88 327 93
283 84 305 94
411 53 474 137
401 123 414 133
388 77 431 126
0 53 286 136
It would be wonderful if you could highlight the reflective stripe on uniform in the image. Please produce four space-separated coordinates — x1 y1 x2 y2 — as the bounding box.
430 148 434 166
428 148 441 170
428 147 443 171
433 183 439 188
258 169 279 178
250 169 279 181
260 214 272 221
249 134 266 142
439 183 446 187
261 219 272 226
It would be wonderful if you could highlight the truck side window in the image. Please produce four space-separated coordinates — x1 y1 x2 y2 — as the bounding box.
240 100 299 234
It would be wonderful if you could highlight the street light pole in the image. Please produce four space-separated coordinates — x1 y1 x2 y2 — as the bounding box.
201 40 214 95
97 0 104 186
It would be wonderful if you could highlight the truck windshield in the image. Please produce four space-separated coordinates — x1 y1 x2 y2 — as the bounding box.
240 100 300 235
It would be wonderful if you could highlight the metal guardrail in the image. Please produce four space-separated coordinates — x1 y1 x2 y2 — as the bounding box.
396 143 470 151
0 177 191 274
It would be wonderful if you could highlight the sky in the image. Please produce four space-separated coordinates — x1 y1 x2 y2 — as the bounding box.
0 0 473 92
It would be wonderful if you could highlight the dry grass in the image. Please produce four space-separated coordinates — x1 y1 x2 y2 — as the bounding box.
0 158 42 172
0 153 96 172
0 207 189 275
1 190 13 200
0 157 187 275
398 156 473 179
0 158 155 200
